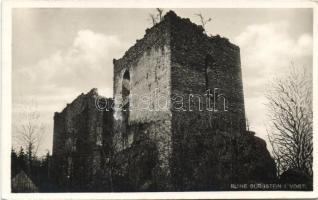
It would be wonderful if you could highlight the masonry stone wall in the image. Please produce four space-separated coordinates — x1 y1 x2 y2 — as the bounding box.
164 11 250 189
52 89 113 191
53 11 276 192
169 11 246 135
112 18 173 189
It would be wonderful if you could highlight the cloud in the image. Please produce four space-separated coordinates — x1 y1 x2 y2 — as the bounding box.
235 21 312 85
13 28 127 115
12 29 127 154
13 29 126 99
234 21 312 143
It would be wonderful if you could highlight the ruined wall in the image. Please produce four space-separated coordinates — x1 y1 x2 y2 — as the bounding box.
52 89 113 191
112 18 173 190
168 11 245 137
52 11 276 192
164 11 273 190
111 11 275 191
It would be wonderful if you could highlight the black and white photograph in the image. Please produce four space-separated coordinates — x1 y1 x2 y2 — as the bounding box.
1 0 317 199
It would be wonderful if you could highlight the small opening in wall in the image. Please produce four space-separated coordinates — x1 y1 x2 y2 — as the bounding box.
205 55 215 91
122 70 130 106
122 69 131 147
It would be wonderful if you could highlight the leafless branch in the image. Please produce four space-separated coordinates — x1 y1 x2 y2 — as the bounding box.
149 8 165 26
149 13 158 26
14 100 46 159
266 64 312 177
195 13 212 34
156 8 164 21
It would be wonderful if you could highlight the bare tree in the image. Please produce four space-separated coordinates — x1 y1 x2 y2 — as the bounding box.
246 117 250 131
195 13 212 34
14 100 46 172
149 13 158 26
156 8 164 21
148 8 164 26
266 64 313 177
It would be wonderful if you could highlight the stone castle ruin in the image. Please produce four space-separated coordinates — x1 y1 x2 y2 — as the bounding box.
52 11 276 191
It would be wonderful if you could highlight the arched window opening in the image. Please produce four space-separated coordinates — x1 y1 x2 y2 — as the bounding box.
205 54 215 91
122 70 130 107
122 70 132 148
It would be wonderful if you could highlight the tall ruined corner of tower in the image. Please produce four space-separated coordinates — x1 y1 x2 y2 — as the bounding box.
113 11 173 73
208 34 240 52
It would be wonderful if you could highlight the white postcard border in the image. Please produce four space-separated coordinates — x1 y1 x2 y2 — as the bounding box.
1 0 318 199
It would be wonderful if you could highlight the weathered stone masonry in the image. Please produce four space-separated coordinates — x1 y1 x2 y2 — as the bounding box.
52 89 113 191
52 11 276 192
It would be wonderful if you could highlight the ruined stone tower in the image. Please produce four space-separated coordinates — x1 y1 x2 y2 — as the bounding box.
52 11 276 192
112 11 250 189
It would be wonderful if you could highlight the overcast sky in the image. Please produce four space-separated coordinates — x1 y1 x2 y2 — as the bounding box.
12 8 313 156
